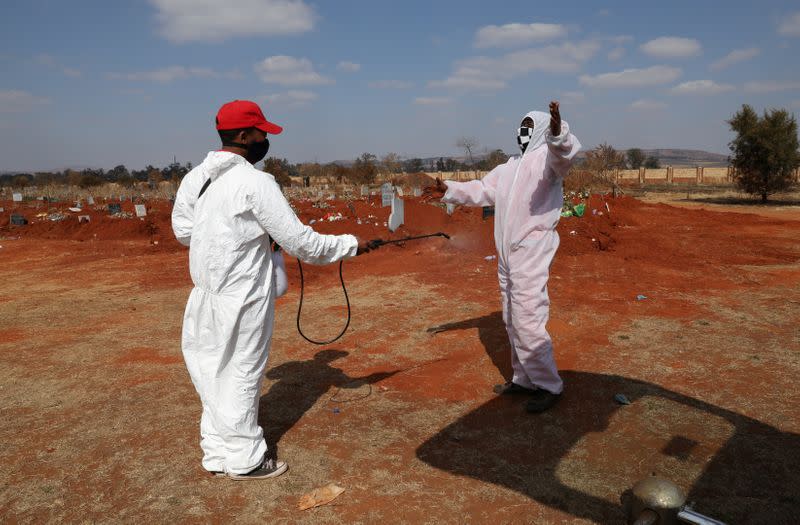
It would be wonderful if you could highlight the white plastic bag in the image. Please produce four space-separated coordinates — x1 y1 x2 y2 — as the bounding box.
273 249 288 297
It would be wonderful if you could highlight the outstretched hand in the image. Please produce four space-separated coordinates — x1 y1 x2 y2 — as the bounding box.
549 100 561 136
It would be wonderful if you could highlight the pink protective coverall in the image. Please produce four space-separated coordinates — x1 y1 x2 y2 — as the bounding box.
442 111 580 394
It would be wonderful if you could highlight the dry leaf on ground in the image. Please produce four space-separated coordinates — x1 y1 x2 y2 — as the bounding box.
297 483 345 510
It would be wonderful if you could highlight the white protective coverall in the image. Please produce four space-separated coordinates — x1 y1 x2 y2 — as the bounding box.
172 151 357 474
442 111 580 394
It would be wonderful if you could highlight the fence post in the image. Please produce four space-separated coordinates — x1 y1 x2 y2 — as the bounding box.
667 166 673 184
696 166 702 184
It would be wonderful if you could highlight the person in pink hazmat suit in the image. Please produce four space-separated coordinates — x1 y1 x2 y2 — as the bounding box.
434 101 580 413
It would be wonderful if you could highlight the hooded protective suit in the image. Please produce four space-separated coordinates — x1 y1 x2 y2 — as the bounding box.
442 111 580 394
172 151 357 474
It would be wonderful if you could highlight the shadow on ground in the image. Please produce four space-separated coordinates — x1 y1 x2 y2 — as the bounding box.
259 349 397 459
421 313 799 524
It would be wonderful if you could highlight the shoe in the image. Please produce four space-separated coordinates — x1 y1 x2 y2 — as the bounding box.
228 459 288 480
493 381 538 396
525 390 562 413
209 471 226 477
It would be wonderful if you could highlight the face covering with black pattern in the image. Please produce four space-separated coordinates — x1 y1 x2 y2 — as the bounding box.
517 126 533 153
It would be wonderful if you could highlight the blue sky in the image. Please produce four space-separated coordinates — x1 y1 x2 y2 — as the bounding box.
1 0 799 171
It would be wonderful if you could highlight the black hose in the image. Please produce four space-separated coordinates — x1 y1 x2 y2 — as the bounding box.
296 259 351 345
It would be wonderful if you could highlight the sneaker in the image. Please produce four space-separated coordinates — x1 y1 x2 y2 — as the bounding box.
525 390 562 413
228 459 288 481
493 381 538 396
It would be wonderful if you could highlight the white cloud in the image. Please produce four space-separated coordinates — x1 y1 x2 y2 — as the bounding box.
337 61 360 73
0 90 51 112
368 80 414 89
671 79 734 95
710 47 760 71
34 53 82 78
107 65 235 83
743 80 800 93
630 99 667 111
579 65 682 88
560 91 585 104
150 0 316 42
474 23 567 48
778 11 800 37
640 37 702 58
413 97 452 106
431 40 601 92
254 56 332 86
258 90 317 109
608 47 625 61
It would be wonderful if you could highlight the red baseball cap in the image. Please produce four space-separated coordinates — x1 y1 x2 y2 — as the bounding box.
215 100 283 134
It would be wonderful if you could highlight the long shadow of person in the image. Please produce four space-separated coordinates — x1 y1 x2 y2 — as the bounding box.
420 313 800 524
259 349 398 459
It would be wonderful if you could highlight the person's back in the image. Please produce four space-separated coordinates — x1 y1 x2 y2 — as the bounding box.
188 152 276 298
172 100 369 480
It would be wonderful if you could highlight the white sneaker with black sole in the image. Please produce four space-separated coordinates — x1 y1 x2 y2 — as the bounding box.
228 458 288 481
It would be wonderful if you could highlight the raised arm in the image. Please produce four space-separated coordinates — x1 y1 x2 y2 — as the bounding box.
248 176 358 265
545 100 581 179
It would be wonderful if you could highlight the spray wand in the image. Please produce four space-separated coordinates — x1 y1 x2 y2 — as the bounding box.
366 232 450 249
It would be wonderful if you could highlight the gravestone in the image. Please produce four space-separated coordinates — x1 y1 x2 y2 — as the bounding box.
388 195 404 232
413 187 422 197
108 203 122 214
446 203 456 215
87 196 95 205
381 183 393 207
78 215 91 223
360 185 368 197
12 193 22 202
134 204 147 217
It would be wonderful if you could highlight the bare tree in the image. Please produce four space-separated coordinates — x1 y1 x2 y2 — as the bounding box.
381 152 402 174
456 137 479 167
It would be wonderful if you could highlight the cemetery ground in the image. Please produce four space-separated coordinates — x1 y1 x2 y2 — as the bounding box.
1 192 799 524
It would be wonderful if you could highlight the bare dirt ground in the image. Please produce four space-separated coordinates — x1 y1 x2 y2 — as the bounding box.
1 193 799 524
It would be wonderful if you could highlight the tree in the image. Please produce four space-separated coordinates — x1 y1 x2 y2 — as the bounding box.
381 153 402 174
626 148 645 169
582 143 626 194
479 149 509 171
404 158 425 173
456 136 479 167
351 153 378 184
728 104 800 202
263 157 293 187
644 156 661 169
107 164 130 182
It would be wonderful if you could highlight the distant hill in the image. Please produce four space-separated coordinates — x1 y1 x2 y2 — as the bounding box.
633 149 728 167
333 148 729 169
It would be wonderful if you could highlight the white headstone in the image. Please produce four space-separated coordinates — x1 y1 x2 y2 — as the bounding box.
0 207 4 212
446 203 456 215
395 187 404 197
134 204 147 217
87 196 95 205
413 187 422 197
388 195 404 232
381 183 393 207
360 185 368 197
78 215 91 223
12 193 22 202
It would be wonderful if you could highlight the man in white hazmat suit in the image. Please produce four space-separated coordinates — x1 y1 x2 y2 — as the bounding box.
434 101 580 413
172 100 370 479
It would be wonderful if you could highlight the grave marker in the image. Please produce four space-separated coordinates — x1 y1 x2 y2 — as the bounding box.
388 195 404 232
446 203 456 215
108 203 122 214
134 204 147 217
12 193 22 202
381 183 393 207
87 196 95 205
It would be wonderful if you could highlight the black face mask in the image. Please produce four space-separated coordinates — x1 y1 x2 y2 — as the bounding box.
223 138 270 164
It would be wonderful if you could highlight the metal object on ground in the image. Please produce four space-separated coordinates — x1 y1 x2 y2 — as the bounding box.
624 476 727 525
